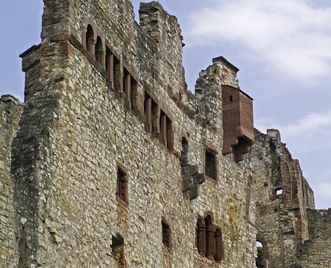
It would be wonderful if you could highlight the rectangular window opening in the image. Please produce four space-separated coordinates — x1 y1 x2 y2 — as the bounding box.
123 68 132 109
144 92 152 131
162 220 171 248
205 149 217 179
106 47 114 86
114 56 121 91
274 187 283 196
159 110 167 145
112 233 124 262
117 165 128 203
166 116 173 150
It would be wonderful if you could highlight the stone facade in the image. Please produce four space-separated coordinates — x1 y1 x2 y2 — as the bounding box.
0 1 330 268
251 129 330 268
0 95 23 267
4 0 257 267
298 209 331 268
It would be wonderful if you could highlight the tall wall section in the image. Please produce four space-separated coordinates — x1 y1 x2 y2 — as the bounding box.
11 0 256 267
251 129 315 268
298 209 331 268
0 95 23 267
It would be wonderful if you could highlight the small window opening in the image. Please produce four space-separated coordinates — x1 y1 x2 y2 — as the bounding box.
159 110 167 145
151 99 158 133
114 56 121 91
196 214 224 262
106 47 114 86
123 69 132 109
86 25 94 55
131 77 138 111
116 165 128 203
180 137 189 168
162 220 171 248
196 217 205 254
229 95 233 102
95 36 104 66
205 149 217 179
274 187 283 196
205 215 215 259
144 93 152 131
112 233 124 263
215 228 224 262
166 116 173 150
256 240 268 268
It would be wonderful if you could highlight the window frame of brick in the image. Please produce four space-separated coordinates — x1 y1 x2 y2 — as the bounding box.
86 25 95 55
106 47 114 87
196 214 224 262
215 227 224 262
95 36 104 66
116 164 128 204
159 110 167 145
123 69 132 109
144 92 152 131
113 56 121 92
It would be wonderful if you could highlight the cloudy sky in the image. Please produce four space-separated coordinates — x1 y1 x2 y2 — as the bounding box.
1 0 330 208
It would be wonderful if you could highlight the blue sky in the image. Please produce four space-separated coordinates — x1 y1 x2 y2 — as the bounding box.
1 0 330 208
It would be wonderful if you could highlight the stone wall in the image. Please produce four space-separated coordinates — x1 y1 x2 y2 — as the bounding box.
251 129 315 268
298 209 331 268
0 95 23 267
9 0 257 267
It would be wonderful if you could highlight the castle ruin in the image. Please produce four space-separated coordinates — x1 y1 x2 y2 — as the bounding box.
0 0 330 267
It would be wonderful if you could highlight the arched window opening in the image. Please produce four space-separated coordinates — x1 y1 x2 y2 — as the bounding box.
256 240 269 268
196 214 224 263
86 25 95 55
95 36 104 66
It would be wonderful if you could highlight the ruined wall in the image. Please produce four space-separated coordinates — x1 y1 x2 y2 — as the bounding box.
251 129 315 268
297 209 331 268
9 0 257 267
0 95 23 267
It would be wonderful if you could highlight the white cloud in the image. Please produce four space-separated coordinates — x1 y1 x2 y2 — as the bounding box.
256 110 331 153
256 111 331 208
282 111 331 136
186 0 331 79
315 181 331 207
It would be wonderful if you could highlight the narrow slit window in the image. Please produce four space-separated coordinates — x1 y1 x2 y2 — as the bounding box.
144 93 152 131
162 220 171 248
123 69 132 109
131 77 138 111
116 165 128 203
159 110 167 145
112 233 124 262
106 47 114 86
114 56 121 91
86 25 94 55
205 149 217 179
166 116 173 150
151 99 158 133
95 36 104 66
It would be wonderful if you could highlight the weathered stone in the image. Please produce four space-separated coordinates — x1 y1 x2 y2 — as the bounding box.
0 0 330 267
